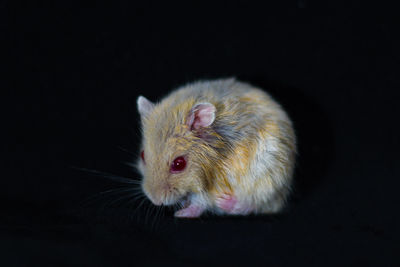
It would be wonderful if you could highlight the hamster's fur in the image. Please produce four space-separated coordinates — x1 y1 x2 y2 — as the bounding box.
136 78 296 218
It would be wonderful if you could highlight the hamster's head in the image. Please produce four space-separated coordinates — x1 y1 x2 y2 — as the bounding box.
136 95 219 206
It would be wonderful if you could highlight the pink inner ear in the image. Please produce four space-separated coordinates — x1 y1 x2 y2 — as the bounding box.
188 103 216 130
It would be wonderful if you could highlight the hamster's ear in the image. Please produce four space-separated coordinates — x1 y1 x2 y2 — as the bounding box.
137 96 155 118
187 103 216 130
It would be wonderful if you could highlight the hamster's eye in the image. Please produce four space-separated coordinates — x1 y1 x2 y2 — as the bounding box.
140 150 145 164
170 156 186 173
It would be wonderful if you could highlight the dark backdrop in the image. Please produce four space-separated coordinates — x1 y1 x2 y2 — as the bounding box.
6 1 400 266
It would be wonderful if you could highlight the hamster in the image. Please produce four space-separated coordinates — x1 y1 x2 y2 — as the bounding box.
136 78 296 218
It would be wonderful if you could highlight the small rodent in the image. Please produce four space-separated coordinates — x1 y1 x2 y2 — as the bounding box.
136 78 296 218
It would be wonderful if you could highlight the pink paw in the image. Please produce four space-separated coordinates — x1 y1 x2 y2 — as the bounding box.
215 193 237 212
174 204 205 218
215 193 253 215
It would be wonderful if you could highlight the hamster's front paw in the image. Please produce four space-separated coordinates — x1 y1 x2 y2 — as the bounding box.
215 193 253 215
174 203 205 218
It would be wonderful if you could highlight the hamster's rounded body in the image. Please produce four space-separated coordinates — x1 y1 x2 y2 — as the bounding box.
137 78 296 217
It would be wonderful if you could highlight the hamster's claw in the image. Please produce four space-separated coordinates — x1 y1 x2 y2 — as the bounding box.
174 204 205 218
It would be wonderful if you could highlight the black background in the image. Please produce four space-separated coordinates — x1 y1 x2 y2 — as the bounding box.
6 1 400 266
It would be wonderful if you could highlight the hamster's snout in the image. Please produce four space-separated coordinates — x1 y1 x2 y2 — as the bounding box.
142 179 182 206
143 190 163 206
141 181 160 205
150 198 163 206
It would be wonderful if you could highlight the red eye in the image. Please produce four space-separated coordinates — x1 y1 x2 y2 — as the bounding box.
140 150 145 164
170 156 186 173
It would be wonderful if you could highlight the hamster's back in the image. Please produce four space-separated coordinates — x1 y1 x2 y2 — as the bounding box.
160 78 291 144
167 78 261 104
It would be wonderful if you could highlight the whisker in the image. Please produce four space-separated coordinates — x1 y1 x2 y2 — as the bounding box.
117 146 137 156
144 203 150 226
153 206 161 229
71 166 141 184
157 206 164 228
81 187 139 207
126 194 146 211
123 161 138 169
161 206 165 223
151 205 161 231
104 191 142 208
130 197 148 223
